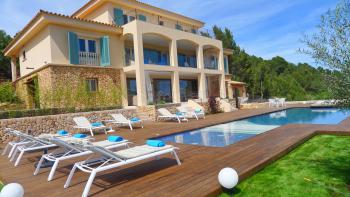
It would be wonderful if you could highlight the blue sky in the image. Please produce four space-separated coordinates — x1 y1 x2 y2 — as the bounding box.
0 0 338 66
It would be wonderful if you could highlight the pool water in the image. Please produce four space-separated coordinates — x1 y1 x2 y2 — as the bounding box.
155 108 350 147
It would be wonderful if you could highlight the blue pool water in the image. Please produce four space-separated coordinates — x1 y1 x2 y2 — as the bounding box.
155 108 350 147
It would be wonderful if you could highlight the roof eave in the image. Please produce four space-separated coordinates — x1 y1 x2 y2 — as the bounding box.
4 11 122 57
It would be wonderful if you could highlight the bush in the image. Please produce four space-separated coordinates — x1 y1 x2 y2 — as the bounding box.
0 82 19 103
0 106 121 120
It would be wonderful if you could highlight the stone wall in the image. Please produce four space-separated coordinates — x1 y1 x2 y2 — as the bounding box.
15 64 123 109
0 108 137 143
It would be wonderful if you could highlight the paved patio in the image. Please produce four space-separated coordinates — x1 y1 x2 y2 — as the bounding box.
1 105 350 197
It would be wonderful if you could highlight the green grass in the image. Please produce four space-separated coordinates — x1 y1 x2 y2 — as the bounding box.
219 135 350 197
0 181 3 192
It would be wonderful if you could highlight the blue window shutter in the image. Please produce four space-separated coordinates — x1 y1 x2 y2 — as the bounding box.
100 36 111 66
68 32 79 64
114 8 124 26
138 14 147 21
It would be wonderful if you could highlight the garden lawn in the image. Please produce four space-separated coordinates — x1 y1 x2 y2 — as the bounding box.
220 135 350 197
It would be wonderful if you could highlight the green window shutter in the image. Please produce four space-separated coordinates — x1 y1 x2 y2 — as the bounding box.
114 8 124 26
100 36 111 66
138 14 147 22
68 32 79 64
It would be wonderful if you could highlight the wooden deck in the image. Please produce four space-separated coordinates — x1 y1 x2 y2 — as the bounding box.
1 105 350 197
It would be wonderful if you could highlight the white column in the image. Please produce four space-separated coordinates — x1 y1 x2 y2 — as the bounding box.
197 45 204 69
227 83 234 99
133 32 147 106
170 40 178 67
171 71 181 103
11 57 17 82
198 72 207 101
220 74 227 98
218 48 225 71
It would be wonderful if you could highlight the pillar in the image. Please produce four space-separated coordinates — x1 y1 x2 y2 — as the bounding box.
11 57 17 82
198 72 207 101
170 40 178 67
171 71 180 103
227 83 234 99
220 74 227 98
133 32 147 106
197 45 204 69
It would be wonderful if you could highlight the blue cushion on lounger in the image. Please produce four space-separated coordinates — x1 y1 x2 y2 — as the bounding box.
147 140 165 147
176 112 184 116
195 108 202 113
130 117 141 122
108 136 124 142
91 122 104 127
57 130 69 136
73 134 87 139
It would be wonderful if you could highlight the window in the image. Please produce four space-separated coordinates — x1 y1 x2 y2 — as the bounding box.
86 79 98 92
22 50 27 61
79 39 86 52
144 48 169 65
180 79 198 102
125 47 135 66
79 39 97 53
175 24 183 31
159 21 164 26
224 56 229 74
153 79 172 104
178 54 197 68
191 29 197 34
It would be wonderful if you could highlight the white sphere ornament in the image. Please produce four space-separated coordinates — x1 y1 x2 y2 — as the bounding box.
218 167 239 189
0 183 24 197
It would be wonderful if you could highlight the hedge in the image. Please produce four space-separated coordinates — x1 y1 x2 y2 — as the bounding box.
0 106 122 120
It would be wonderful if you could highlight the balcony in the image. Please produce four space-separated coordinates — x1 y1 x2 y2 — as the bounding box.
79 52 100 66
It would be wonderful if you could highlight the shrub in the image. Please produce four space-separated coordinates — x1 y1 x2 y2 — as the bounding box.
0 82 19 103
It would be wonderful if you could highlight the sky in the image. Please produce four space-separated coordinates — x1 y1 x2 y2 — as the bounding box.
0 0 339 66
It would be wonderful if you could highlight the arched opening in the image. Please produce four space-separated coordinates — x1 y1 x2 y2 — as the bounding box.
176 39 198 68
142 33 171 66
203 45 220 70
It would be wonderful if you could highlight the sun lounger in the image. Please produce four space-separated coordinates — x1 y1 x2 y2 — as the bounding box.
157 108 188 123
73 117 113 136
34 137 131 181
105 114 143 130
64 143 181 197
176 106 205 120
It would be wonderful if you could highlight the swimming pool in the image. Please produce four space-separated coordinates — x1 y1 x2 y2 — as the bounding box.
155 108 350 147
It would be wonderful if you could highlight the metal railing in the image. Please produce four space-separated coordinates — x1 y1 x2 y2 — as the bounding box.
79 52 100 66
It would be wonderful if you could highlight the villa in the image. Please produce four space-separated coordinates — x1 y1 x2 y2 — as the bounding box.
3 0 246 109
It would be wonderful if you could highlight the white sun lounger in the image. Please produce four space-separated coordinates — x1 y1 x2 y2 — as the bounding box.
2 129 33 158
176 106 205 120
157 108 188 123
73 117 113 136
10 132 59 166
106 114 143 130
34 137 131 181
64 144 181 197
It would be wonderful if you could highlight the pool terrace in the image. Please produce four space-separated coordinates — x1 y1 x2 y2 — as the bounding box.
1 104 350 196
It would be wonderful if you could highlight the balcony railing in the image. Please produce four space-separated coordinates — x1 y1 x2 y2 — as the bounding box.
79 52 100 66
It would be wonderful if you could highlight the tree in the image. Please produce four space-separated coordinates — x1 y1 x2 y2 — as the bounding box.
300 0 350 106
0 30 12 80
211 25 332 101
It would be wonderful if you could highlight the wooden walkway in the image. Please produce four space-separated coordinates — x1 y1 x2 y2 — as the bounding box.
1 105 350 197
